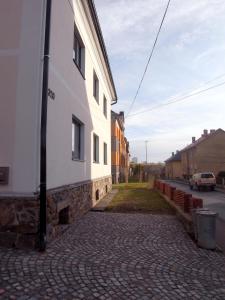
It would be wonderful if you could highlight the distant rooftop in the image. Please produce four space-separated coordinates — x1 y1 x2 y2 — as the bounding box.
180 128 224 153
165 151 181 163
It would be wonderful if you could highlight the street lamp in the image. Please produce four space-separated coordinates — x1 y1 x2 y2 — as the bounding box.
145 140 149 164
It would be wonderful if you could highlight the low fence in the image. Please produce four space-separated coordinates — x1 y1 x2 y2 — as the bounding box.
154 180 203 215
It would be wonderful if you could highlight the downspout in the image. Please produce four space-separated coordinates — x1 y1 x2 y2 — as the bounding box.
39 0 52 251
111 99 117 106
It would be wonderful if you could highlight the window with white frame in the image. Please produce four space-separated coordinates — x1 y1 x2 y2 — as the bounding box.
72 116 84 161
93 133 99 163
73 23 85 76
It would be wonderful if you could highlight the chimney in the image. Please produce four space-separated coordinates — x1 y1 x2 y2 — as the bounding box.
172 152 174 157
192 137 196 143
119 111 124 122
203 129 208 136
210 129 216 134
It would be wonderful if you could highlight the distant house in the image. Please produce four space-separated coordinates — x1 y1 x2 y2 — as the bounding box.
0 0 117 248
165 151 182 179
123 137 130 182
111 111 129 183
180 129 225 179
132 157 138 164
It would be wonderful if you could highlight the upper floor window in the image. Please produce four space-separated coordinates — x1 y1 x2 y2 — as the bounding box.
93 70 99 103
103 96 107 118
93 133 99 163
73 24 85 77
72 116 84 161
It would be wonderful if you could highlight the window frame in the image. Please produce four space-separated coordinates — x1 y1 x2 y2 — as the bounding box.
103 95 107 118
104 142 107 165
93 70 99 103
73 23 85 78
93 133 99 163
72 116 84 161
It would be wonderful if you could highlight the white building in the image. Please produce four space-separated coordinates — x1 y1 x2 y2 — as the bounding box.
0 0 117 249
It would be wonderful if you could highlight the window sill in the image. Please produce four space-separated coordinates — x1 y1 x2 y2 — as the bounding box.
93 161 99 164
93 97 99 105
72 158 85 162
73 59 85 80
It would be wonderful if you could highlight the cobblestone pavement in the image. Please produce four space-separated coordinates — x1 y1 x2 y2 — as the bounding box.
1 212 225 300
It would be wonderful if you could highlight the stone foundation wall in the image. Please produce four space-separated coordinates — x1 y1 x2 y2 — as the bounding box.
0 176 112 249
0 196 39 248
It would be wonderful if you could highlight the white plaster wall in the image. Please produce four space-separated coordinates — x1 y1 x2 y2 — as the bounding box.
0 0 45 194
47 0 113 189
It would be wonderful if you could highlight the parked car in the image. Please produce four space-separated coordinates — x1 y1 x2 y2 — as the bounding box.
189 172 216 191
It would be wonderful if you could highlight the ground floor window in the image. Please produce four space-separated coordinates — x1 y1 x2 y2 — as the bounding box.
93 133 99 163
72 116 84 161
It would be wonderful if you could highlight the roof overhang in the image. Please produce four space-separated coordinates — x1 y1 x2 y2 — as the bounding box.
83 0 117 104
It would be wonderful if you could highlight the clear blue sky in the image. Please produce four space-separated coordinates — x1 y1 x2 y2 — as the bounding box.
95 0 225 163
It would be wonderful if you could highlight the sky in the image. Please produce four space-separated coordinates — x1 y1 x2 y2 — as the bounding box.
94 0 225 163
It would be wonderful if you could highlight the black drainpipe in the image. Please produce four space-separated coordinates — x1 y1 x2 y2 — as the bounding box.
111 98 117 106
39 0 52 251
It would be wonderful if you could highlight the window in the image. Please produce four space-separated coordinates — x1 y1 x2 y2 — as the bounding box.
93 133 99 163
104 143 107 165
58 206 69 224
73 24 85 76
95 189 99 201
103 96 107 118
72 116 84 161
93 71 99 103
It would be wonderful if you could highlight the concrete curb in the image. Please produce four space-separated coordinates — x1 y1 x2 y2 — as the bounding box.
91 189 118 212
166 179 225 194
158 191 193 235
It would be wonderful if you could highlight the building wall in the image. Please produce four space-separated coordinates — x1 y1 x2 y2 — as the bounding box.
167 161 182 179
0 0 115 248
174 161 182 178
111 120 119 183
195 131 225 176
111 117 128 184
181 130 225 177
181 149 196 178
0 0 45 194
47 0 112 189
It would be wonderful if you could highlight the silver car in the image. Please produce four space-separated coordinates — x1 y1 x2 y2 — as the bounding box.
189 172 216 191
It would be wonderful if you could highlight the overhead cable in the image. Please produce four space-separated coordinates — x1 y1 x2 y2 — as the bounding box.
126 0 171 117
126 81 225 118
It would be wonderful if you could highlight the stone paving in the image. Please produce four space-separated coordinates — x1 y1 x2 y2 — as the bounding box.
1 212 225 299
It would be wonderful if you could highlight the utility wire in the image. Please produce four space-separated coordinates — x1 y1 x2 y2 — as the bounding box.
126 80 225 118
126 0 171 118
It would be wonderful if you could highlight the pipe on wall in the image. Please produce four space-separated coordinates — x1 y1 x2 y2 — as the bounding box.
39 0 52 251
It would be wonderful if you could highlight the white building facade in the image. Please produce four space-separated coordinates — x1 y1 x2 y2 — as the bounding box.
0 0 117 248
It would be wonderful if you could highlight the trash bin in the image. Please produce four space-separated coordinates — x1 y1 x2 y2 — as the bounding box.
191 208 209 240
196 210 218 250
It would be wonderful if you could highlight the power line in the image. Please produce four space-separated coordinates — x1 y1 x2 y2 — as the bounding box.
126 80 225 118
126 0 171 118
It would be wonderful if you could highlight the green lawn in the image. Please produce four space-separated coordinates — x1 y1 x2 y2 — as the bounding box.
106 182 174 214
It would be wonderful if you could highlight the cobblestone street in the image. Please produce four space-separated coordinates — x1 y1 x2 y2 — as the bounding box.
1 212 225 299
